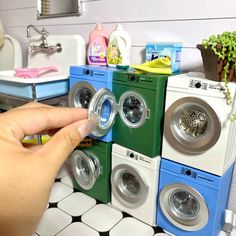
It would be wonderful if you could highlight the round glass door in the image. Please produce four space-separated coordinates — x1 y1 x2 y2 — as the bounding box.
119 91 149 128
70 150 101 190
88 88 117 137
164 97 221 154
159 183 209 231
68 81 96 108
111 164 149 208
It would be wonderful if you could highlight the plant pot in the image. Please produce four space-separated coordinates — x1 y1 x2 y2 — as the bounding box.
197 44 236 82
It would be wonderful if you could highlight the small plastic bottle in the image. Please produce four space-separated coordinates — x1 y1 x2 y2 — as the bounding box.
87 23 108 66
107 24 131 67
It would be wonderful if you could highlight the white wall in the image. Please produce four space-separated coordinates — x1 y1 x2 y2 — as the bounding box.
1 0 236 70
0 0 236 210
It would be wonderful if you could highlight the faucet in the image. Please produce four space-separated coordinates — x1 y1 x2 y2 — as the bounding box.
27 25 62 54
27 25 48 38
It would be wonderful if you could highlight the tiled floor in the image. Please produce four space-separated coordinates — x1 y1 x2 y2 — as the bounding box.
34 163 165 236
34 163 235 236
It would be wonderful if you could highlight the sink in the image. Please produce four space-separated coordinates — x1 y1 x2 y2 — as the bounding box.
28 34 86 76
0 34 86 100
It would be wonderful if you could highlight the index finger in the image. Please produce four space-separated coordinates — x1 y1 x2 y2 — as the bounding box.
0 106 87 141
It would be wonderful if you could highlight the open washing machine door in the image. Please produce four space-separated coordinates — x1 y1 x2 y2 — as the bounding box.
88 88 150 137
164 97 221 154
159 183 209 231
111 164 149 208
71 150 101 190
118 90 150 128
68 81 96 108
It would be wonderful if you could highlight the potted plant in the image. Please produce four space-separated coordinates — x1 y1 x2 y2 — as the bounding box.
197 31 236 120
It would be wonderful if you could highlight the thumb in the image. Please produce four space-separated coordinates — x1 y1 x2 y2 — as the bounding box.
39 119 97 170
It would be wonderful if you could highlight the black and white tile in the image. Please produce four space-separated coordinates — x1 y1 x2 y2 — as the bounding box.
34 163 165 236
35 163 231 236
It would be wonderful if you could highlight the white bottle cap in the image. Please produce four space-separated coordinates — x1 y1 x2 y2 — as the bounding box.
225 209 234 224
115 23 124 31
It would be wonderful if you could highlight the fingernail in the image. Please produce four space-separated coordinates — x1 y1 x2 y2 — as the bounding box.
78 119 97 139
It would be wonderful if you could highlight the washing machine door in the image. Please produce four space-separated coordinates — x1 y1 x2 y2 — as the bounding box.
164 97 221 154
111 164 149 208
68 81 96 108
119 91 150 128
88 88 117 137
159 183 209 231
71 150 101 190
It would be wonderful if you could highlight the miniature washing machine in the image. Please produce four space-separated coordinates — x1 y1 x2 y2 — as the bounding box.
162 73 236 176
111 143 160 226
68 65 117 142
157 159 234 236
88 71 168 157
70 140 112 203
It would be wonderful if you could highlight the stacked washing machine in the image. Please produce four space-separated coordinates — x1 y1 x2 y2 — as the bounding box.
68 66 116 204
68 65 169 226
109 71 168 226
157 73 236 236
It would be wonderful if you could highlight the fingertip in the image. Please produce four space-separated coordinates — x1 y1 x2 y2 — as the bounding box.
78 118 98 140
38 119 97 169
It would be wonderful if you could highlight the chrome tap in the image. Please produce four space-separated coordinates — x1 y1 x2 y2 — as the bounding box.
27 25 48 38
27 25 62 54
30 43 62 54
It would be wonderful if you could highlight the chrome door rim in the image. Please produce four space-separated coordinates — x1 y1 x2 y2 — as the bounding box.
70 150 100 190
111 164 149 208
68 81 96 108
88 88 117 137
119 91 149 128
159 183 209 231
164 97 221 154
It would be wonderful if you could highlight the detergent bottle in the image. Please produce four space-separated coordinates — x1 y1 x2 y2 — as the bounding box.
87 23 108 66
107 24 131 67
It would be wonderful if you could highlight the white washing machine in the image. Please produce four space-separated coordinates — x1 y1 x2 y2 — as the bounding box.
162 73 236 176
111 143 160 226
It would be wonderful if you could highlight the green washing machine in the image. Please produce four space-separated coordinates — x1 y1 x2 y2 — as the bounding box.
88 71 168 157
70 139 112 203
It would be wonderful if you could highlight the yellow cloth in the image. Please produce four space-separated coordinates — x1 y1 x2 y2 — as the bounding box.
131 57 172 74
22 135 50 144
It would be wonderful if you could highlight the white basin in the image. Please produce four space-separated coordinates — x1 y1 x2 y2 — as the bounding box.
0 34 86 100
28 34 86 76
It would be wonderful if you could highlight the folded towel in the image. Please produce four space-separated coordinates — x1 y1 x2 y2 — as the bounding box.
0 20 4 48
131 57 172 74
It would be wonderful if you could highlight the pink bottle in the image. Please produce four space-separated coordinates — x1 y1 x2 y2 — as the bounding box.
87 23 108 66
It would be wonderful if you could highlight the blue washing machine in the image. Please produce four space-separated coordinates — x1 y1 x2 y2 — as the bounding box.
157 159 234 236
68 65 117 142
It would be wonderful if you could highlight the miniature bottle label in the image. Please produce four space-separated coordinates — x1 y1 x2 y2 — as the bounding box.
107 38 123 65
88 38 107 64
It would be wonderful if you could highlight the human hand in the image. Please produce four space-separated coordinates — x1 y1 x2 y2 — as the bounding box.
0 102 96 236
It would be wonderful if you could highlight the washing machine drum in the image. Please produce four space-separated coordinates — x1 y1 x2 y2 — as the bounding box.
159 183 209 231
164 97 221 154
68 81 96 109
111 164 149 208
119 91 148 128
71 150 101 190
88 88 149 137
